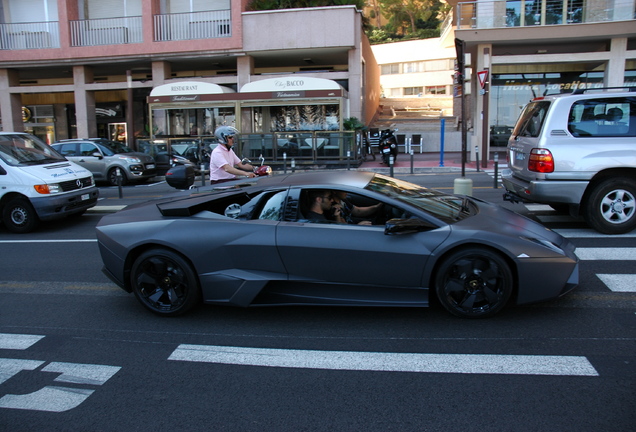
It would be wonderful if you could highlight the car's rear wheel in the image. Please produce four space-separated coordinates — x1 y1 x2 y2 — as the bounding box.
585 178 636 235
108 167 128 186
130 248 201 316
2 197 39 233
434 248 513 318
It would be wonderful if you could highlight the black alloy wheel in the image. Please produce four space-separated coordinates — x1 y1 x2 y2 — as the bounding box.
2 197 39 233
130 249 200 316
434 248 513 318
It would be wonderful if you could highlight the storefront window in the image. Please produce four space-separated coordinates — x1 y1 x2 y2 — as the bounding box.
151 107 235 137
269 105 339 132
490 71 604 134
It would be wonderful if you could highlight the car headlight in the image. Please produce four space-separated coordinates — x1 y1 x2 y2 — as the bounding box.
520 236 565 255
34 184 61 194
118 155 141 164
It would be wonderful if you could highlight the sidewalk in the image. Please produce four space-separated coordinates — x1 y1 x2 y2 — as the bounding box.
357 150 502 174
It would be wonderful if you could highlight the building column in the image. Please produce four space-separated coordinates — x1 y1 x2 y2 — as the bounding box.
472 44 492 167
151 61 171 86
0 69 25 132
236 55 254 91
73 66 97 138
606 38 627 87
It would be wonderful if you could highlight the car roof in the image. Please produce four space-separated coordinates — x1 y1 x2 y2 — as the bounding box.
534 87 636 102
256 170 376 189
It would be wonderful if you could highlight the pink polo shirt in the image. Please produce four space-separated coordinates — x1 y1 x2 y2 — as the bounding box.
209 144 241 181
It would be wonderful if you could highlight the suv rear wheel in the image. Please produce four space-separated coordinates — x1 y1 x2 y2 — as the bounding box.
585 178 636 234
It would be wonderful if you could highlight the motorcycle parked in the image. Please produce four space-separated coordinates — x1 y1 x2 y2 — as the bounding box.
379 128 399 165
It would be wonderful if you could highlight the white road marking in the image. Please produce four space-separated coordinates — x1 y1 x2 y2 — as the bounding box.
597 274 636 292
0 386 94 412
525 204 555 212
0 358 44 385
575 248 636 260
43 362 121 386
553 229 636 238
0 333 44 350
168 344 599 377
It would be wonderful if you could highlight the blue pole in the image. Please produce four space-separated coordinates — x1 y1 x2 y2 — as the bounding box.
439 118 445 167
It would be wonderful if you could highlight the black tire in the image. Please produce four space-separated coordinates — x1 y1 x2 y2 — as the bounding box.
584 178 636 235
2 198 39 233
434 248 513 318
108 167 128 186
130 249 201 316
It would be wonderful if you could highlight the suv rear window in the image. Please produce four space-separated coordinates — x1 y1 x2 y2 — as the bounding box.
512 101 550 138
568 97 635 137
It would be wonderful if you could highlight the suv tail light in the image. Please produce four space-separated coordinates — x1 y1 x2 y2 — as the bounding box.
528 148 554 173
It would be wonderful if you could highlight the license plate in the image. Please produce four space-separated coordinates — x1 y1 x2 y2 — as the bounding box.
147 164 155 169
81 194 89 201
382 148 391 154
515 152 525 161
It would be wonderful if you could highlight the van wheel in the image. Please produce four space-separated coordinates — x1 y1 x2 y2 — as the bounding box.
108 168 128 186
2 198 39 233
585 178 636 234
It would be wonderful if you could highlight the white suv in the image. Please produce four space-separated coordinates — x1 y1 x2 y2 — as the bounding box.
502 87 636 234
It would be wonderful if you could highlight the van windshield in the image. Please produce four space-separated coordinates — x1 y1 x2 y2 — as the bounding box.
0 134 66 166
512 101 550 138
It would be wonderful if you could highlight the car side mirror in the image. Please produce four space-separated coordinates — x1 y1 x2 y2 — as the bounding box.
91 152 103 159
384 218 436 235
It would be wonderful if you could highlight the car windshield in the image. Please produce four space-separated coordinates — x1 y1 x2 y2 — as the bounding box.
365 174 474 223
0 134 66 166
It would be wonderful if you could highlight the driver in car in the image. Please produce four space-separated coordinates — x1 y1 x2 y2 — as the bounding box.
331 190 383 225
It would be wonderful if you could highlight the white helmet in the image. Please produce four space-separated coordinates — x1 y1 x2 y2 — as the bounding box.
214 126 239 145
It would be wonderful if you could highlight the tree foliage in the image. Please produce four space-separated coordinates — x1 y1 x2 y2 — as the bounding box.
246 0 449 43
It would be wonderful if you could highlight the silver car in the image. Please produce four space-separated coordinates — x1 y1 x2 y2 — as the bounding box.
502 88 636 235
53 139 157 186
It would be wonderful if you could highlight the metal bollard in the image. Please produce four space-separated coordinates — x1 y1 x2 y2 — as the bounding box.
389 155 394 177
283 152 287 174
201 163 206 186
493 152 499 189
410 149 414 174
116 167 123 198
475 145 480 172
347 150 351 170
291 158 296 173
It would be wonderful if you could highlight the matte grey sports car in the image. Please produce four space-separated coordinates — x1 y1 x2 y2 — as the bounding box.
96 171 579 318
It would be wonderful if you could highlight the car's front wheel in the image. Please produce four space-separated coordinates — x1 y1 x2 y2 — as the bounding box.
130 248 201 316
434 248 513 318
2 197 39 233
585 178 636 234
108 167 128 186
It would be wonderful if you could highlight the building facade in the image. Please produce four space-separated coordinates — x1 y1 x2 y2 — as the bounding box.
446 0 635 164
0 1 379 162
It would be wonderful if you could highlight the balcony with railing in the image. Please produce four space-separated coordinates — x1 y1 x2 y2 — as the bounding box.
70 16 143 47
0 21 60 50
154 9 232 42
456 0 635 29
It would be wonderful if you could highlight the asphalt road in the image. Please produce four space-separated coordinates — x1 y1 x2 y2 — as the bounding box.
1 171 634 431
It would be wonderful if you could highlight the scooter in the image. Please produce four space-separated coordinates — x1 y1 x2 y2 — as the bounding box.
241 154 272 177
379 128 399 165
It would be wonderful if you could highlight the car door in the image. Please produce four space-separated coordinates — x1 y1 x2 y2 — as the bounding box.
77 142 107 180
275 187 446 289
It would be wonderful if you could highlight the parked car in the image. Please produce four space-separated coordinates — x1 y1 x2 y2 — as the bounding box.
489 126 512 147
0 132 98 233
136 140 199 175
52 139 157 186
97 171 578 319
502 87 636 234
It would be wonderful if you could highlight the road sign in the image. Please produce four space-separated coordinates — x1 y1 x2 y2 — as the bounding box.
478 70 489 89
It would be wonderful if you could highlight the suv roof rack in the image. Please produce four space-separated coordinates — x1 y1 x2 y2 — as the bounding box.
572 86 636 95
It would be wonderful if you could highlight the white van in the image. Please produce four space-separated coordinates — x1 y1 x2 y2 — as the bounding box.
0 132 99 233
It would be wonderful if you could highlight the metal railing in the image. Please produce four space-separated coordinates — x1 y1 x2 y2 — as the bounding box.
70 16 143 47
456 0 634 30
0 21 60 50
154 9 232 42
